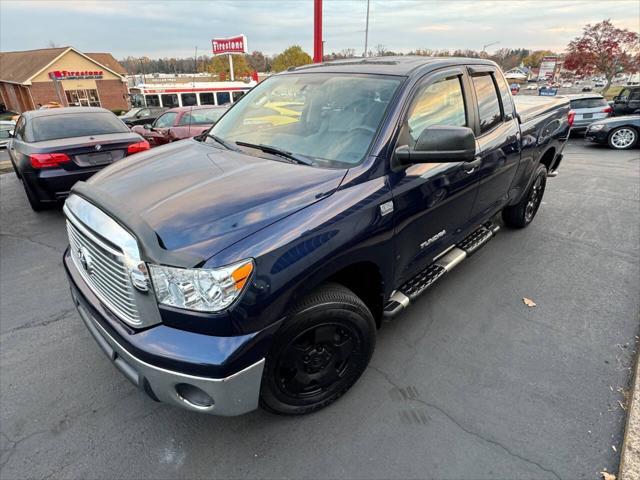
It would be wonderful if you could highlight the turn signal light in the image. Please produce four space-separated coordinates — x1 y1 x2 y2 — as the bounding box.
568 110 576 128
29 153 71 169
127 140 150 155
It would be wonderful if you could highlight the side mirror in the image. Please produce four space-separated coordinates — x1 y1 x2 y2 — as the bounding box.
8 130 14 138
395 125 476 165
144 124 154 131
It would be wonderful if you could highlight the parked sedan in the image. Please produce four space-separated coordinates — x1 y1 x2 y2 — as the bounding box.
131 105 228 147
565 94 612 131
8 107 148 211
119 107 166 127
0 120 15 148
585 115 640 150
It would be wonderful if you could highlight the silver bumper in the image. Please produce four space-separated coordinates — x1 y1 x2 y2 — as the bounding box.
74 301 265 416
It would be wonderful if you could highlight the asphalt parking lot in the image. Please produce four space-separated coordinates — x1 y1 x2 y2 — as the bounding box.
0 139 639 479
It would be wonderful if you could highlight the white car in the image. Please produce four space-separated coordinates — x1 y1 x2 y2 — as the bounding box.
562 82 573 88
525 84 538 90
0 120 15 148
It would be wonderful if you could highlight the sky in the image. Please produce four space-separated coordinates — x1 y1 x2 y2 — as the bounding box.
1 0 639 59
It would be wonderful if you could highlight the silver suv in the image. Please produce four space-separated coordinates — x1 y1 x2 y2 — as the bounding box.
566 94 612 131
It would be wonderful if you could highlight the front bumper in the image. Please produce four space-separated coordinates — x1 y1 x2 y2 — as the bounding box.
65 250 267 416
585 129 608 144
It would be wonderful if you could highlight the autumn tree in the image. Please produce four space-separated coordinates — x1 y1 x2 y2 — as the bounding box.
207 54 251 79
246 51 266 72
564 20 639 93
272 46 312 72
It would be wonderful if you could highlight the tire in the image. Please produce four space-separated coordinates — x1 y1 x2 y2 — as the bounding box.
260 283 376 415
607 126 638 150
22 178 44 211
502 164 547 228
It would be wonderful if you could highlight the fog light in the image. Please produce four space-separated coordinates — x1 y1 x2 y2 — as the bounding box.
175 383 214 408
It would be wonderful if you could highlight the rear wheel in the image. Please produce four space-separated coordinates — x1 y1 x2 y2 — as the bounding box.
260 283 376 415
502 164 547 228
22 178 44 211
608 127 637 150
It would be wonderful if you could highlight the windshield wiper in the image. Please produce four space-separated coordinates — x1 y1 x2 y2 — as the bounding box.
205 133 240 151
235 141 314 166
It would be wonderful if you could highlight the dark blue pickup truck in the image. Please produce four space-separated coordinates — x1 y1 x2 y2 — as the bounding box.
64 57 570 415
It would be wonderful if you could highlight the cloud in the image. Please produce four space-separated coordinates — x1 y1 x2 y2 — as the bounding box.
1 0 638 58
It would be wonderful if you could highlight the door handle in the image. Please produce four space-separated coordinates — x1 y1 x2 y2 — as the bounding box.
462 158 482 174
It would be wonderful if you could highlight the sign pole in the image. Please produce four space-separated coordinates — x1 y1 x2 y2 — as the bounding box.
228 53 234 81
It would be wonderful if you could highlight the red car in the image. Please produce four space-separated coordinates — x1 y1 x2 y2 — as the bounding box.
131 105 228 147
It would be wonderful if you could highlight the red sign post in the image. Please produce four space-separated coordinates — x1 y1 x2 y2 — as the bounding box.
212 35 248 81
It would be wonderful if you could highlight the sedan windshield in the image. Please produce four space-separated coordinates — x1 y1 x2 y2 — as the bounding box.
31 112 130 142
207 73 403 167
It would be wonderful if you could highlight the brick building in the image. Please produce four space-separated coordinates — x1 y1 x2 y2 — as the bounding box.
0 47 129 113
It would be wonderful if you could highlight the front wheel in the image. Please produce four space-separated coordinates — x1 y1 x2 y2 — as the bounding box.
502 164 547 228
608 126 638 150
260 283 376 415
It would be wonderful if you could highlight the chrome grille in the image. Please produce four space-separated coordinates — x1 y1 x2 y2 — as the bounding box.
66 219 141 324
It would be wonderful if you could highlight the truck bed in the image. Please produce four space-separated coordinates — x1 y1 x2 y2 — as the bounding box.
513 95 570 124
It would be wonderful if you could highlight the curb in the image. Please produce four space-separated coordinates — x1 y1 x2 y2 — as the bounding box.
0 160 13 175
619 338 640 480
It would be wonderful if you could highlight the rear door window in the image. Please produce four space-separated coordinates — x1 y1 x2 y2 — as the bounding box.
31 113 129 142
493 73 515 119
179 109 225 126
570 98 608 109
472 74 502 134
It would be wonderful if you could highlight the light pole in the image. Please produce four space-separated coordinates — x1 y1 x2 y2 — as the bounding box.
364 0 370 57
481 41 500 53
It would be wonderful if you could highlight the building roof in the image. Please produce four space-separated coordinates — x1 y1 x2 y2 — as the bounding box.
291 56 496 76
0 47 127 84
0 47 67 84
84 52 127 76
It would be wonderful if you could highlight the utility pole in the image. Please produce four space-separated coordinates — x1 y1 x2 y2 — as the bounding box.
364 0 370 57
313 0 323 63
481 41 500 53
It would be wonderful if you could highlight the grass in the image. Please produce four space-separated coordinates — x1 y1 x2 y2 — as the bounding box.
603 85 624 100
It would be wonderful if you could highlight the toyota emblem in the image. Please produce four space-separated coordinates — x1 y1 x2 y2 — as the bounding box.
77 247 93 274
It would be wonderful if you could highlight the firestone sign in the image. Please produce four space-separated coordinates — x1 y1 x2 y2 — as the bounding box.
49 70 104 80
211 35 248 55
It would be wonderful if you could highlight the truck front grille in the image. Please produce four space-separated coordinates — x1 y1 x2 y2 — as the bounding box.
66 219 141 324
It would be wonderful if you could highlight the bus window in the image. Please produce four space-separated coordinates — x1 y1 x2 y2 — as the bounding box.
161 94 179 108
181 93 197 106
130 93 145 107
199 92 216 105
145 94 160 107
232 91 245 102
216 91 231 105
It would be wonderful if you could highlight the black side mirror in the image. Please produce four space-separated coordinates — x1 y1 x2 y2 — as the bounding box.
395 125 476 165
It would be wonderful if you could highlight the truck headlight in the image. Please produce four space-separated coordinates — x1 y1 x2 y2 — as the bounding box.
149 259 253 312
589 124 605 131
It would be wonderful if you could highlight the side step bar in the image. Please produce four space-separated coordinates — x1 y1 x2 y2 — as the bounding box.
383 222 500 318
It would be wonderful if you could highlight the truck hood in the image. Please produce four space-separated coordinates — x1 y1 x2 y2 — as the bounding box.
85 140 347 260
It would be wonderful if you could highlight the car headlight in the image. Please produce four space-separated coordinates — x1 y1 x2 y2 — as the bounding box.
589 124 605 131
149 259 253 312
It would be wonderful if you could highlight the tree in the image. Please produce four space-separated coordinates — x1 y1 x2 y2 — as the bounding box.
522 50 555 68
207 54 251 79
246 51 266 72
564 20 639 93
272 46 312 72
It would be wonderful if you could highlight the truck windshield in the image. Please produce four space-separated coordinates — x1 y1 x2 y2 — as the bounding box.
207 73 403 167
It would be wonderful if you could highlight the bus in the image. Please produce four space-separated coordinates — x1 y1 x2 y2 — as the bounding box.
129 81 257 109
